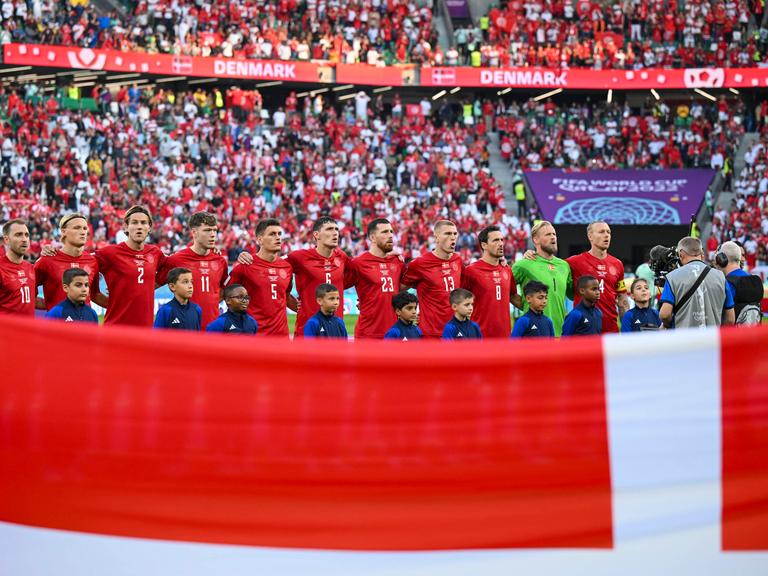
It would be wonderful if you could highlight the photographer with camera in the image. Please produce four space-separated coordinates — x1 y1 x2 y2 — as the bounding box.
714 241 764 326
658 237 735 329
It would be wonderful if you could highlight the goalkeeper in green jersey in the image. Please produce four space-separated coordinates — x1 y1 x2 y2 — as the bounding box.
512 221 573 336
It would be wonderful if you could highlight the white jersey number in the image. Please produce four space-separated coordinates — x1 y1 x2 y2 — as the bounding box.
19 286 31 304
200 276 210 293
270 283 278 300
380 276 394 292
443 277 455 291
137 267 145 284
495 285 502 301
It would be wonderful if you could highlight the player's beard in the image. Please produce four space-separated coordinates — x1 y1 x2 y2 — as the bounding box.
541 243 557 256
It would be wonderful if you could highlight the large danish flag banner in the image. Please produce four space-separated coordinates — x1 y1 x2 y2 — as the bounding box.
0 315 766 575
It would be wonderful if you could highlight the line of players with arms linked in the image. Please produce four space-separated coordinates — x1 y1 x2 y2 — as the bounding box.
1 206 708 339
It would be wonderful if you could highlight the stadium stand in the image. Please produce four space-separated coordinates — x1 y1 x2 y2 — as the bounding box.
468 0 765 69
709 118 768 267
0 83 522 262
0 0 439 65
497 94 746 170
1 0 765 69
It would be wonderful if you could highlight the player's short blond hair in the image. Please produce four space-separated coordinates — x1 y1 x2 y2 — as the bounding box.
433 220 457 234
531 220 554 239
587 221 609 235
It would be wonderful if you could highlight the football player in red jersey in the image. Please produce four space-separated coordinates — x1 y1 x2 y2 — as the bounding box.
156 212 228 329
227 218 296 337
346 218 406 339
95 205 167 327
566 221 628 333
0 219 35 316
462 225 522 338
34 213 107 310
286 216 350 337
401 220 463 338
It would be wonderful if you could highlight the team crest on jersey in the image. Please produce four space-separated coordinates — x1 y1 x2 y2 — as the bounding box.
549 264 555 271
502 270 509 280
333 258 341 267
608 267 616 276
451 262 459 272
278 269 289 279
146 256 155 265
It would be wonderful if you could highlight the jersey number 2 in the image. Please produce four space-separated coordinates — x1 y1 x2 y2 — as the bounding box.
137 267 145 284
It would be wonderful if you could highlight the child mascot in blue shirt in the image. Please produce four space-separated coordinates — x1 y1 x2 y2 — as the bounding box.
45 267 99 323
207 284 258 334
304 283 348 338
384 290 423 340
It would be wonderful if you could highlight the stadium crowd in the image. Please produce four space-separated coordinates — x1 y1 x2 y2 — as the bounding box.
497 94 747 170
709 104 768 267
0 82 520 262
1 0 766 68
457 0 765 68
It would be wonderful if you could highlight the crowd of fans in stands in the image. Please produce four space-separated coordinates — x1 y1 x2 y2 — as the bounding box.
709 99 768 267
0 82 525 262
1 0 766 69
458 0 766 69
497 94 746 170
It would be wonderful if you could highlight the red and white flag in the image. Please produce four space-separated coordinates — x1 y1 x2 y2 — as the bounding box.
0 316 766 574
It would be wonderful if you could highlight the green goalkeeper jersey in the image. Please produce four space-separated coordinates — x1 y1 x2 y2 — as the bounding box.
512 255 573 336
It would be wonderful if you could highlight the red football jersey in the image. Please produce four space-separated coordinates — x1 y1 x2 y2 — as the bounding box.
567 251 627 333
157 247 227 329
401 252 463 338
348 252 406 339
34 251 99 309
0 254 35 316
227 254 293 337
96 243 166 327
462 260 517 338
286 248 349 337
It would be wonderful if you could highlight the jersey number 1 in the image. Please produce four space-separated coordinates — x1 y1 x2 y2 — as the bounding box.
200 276 210 293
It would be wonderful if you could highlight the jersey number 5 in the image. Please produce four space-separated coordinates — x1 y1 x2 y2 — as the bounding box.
270 283 278 300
